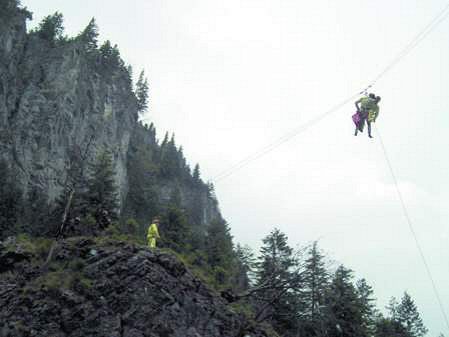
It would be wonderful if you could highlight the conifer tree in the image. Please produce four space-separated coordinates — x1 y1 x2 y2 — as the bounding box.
234 244 257 290
395 292 428 337
356 278 377 337
300 242 330 336
160 188 191 252
255 229 299 333
0 161 22 239
84 151 119 221
205 219 235 284
324 265 365 337
35 12 64 44
136 70 149 113
192 164 201 184
79 18 98 51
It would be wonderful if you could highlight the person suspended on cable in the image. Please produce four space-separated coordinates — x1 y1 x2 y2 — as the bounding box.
365 95 381 138
353 93 379 137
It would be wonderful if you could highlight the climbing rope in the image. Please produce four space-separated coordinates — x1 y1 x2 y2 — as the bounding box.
214 2 449 182
375 124 449 331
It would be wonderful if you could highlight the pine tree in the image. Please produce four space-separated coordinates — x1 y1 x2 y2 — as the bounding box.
375 316 409 337
192 164 201 184
205 219 235 284
300 242 330 336
255 228 299 334
356 278 377 337
0 161 22 239
84 151 119 222
395 292 428 337
136 70 149 113
160 188 191 252
25 183 50 236
34 12 64 44
79 18 98 51
234 244 257 290
324 265 365 337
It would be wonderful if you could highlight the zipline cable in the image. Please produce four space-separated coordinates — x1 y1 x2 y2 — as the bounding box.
366 2 449 89
214 92 360 181
375 124 449 331
214 2 449 182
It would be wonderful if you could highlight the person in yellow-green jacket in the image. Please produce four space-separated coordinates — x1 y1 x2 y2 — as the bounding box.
147 217 161 248
366 95 381 138
354 93 381 138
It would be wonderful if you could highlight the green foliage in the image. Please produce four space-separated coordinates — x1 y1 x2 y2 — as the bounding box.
99 40 125 71
391 292 428 337
324 265 366 337
33 260 93 292
25 183 51 236
33 12 64 44
136 70 149 113
0 0 32 21
255 229 300 333
78 18 98 51
13 234 53 260
234 244 256 291
122 218 139 236
84 150 119 220
0 161 23 239
299 241 331 336
160 202 192 252
375 317 409 337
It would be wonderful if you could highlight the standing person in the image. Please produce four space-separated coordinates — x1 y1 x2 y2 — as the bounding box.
147 217 161 249
366 96 381 138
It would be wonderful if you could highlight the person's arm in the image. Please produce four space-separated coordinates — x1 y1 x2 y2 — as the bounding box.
155 224 160 239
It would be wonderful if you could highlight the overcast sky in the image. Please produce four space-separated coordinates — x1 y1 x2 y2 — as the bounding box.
23 0 449 334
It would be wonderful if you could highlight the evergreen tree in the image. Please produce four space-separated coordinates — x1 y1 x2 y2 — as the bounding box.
136 70 149 113
25 183 50 236
255 228 299 334
205 219 235 285
160 188 191 252
84 151 119 221
0 161 22 239
234 243 257 290
375 317 409 337
79 18 99 51
300 242 330 336
192 164 201 184
356 278 377 337
34 12 64 44
396 292 428 337
324 265 365 337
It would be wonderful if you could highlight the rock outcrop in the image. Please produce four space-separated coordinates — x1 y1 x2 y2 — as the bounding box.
0 237 272 337
0 4 136 205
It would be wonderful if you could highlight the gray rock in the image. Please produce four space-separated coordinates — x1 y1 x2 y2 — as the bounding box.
0 238 272 337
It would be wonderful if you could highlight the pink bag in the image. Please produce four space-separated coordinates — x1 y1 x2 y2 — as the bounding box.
352 112 361 125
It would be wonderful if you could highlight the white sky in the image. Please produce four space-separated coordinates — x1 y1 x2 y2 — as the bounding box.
23 1 449 335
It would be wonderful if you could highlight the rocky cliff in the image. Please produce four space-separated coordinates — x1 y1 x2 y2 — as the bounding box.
0 2 221 236
0 4 136 205
0 236 272 337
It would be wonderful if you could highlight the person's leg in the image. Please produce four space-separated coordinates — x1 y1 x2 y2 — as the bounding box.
150 238 156 248
354 126 358 136
367 121 372 138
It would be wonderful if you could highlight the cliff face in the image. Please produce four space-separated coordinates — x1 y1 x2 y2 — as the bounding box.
0 6 136 205
0 237 271 337
0 3 221 234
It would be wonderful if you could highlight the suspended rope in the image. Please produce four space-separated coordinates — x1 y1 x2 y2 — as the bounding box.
214 92 360 181
375 124 449 331
214 2 449 182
